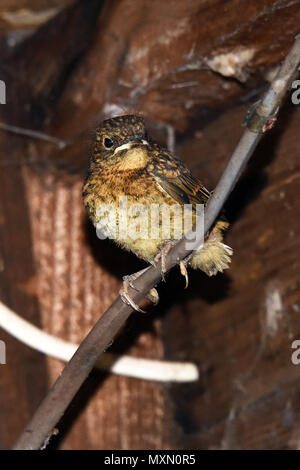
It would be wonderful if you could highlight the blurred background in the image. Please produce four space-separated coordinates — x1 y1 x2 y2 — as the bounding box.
0 0 300 450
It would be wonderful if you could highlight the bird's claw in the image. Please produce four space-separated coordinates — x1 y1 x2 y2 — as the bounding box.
154 242 191 288
154 240 177 280
119 269 159 313
120 279 145 313
147 287 159 305
179 260 189 288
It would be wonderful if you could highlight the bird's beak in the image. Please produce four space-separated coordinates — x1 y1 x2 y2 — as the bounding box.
114 139 149 154
132 138 149 145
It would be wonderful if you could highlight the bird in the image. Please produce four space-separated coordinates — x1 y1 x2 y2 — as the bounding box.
83 114 232 312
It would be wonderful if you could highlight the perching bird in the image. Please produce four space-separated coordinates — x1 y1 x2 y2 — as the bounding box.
83 114 232 311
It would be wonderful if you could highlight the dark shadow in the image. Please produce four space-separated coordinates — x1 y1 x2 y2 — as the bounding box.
158 266 232 312
85 218 147 279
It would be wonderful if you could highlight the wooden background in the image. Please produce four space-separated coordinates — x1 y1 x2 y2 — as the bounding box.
0 0 300 449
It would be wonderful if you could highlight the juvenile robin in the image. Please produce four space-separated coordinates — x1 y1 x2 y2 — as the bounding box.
83 115 232 311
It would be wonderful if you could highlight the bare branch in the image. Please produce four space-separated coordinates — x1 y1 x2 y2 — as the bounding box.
0 122 69 149
12 35 300 450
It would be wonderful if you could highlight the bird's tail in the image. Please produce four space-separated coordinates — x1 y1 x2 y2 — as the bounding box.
189 220 233 276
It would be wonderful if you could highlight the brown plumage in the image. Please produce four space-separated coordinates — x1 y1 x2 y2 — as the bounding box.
83 115 232 308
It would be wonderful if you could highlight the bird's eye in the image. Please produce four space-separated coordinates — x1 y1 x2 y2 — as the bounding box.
104 137 114 148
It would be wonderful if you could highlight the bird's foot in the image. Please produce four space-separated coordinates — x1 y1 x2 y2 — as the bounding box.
154 241 191 287
119 267 159 313
154 240 178 280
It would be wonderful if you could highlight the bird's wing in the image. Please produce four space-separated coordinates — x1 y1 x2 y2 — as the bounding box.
146 147 211 207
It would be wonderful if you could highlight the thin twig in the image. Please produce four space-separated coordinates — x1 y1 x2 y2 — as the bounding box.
13 36 300 450
0 122 69 149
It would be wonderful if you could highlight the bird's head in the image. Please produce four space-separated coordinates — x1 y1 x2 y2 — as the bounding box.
92 114 149 164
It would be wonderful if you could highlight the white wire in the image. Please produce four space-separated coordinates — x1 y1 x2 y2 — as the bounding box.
0 300 199 383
